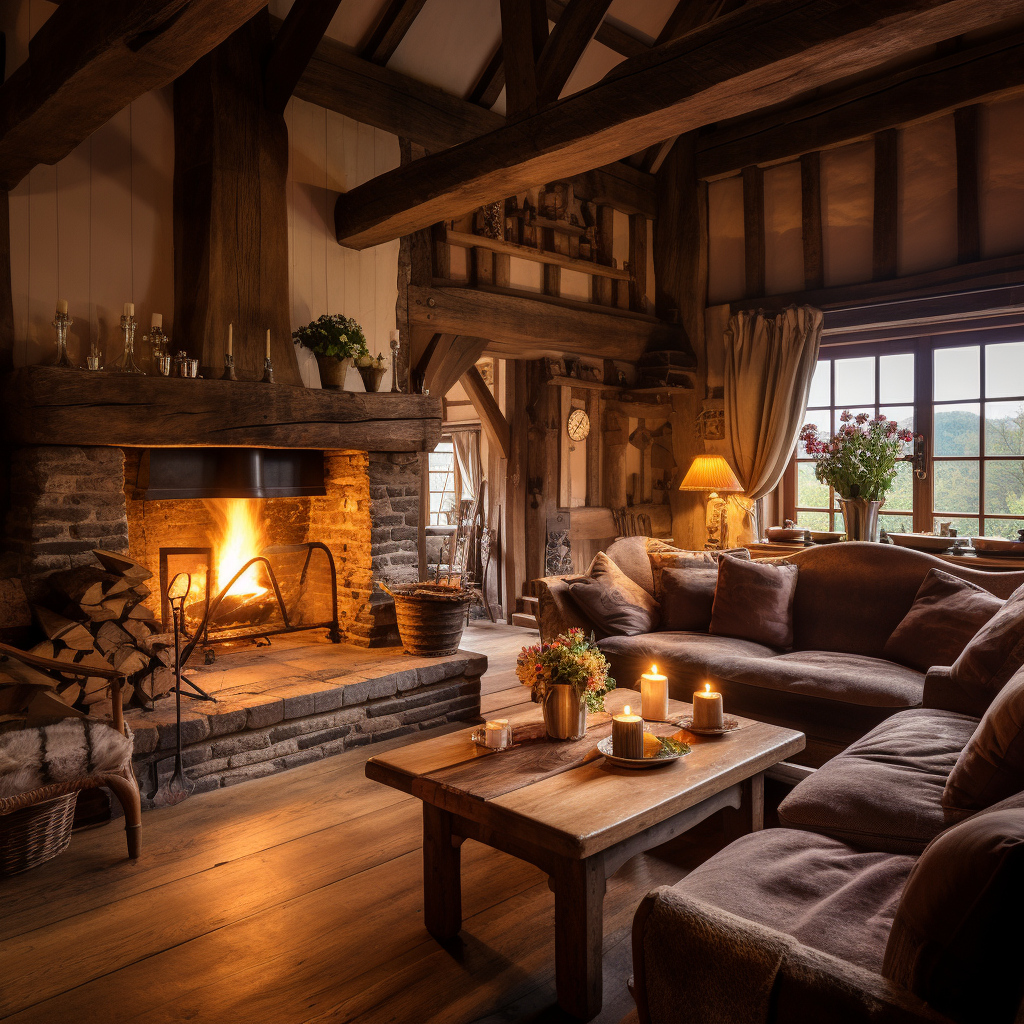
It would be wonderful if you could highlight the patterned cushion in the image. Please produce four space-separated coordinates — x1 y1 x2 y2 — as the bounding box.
565 551 660 636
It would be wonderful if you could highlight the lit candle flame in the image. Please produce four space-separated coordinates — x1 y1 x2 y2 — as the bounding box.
624 705 631 715
705 682 711 693
651 664 658 674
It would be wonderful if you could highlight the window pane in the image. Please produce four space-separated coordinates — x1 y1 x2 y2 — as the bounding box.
796 510 830 530
985 341 1024 399
880 513 913 533
885 462 914 512
880 405 915 454
985 401 1024 456
933 460 980 514
934 403 980 456
934 346 980 401
984 460 1024 515
983 518 1024 539
797 462 830 509
808 360 831 408
879 353 914 404
835 356 875 407
933 516 978 538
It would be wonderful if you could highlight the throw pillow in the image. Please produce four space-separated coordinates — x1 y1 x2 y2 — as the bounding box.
943 664 1024 819
710 554 799 649
658 565 719 632
883 568 1004 673
882 792 1024 1024
648 546 750 598
565 551 660 636
949 580 1024 714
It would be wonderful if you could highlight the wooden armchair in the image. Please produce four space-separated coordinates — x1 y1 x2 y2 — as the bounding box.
0 642 142 863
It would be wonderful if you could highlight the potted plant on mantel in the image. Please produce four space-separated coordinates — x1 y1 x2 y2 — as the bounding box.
516 629 615 740
799 412 915 541
293 313 369 390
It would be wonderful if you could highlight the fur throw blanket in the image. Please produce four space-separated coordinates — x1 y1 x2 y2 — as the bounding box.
0 720 133 799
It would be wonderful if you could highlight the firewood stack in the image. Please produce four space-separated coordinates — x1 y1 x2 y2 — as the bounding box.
26 549 177 713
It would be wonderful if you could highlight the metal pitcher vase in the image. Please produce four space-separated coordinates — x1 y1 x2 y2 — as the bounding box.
542 683 587 741
839 497 884 542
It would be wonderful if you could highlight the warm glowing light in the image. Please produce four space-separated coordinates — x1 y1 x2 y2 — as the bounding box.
624 705 631 715
705 682 711 693
212 499 267 598
651 664 658 674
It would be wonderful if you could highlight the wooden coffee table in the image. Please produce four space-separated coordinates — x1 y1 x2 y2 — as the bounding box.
366 688 804 1020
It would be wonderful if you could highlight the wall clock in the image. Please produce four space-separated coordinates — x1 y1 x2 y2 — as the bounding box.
567 408 591 442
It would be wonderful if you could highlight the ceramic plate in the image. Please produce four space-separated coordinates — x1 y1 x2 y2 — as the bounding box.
887 533 957 553
972 537 1024 556
596 735 690 769
675 715 741 736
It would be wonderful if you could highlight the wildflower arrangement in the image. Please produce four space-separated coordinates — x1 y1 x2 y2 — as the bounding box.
516 628 616 714
799 412 914 501
292 313 369 362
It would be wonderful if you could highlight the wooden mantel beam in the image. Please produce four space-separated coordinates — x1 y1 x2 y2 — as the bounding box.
0 0 272 190
334 0 1019 249
293 29 656 216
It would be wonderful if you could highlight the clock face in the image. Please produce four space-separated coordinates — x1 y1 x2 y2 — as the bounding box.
567 408 591 442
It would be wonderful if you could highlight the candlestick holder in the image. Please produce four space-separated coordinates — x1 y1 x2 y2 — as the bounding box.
221 353 238 380
389 332 401 393
262 357 275 384
114 314 145 374
50 311 75 368
144 325 169 374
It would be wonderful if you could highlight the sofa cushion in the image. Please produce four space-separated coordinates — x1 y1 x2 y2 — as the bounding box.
678 828 915 974
883 568 1003 673
944 664 1024 819
948 581 1024 717
658 565 718 632
883 793 1024 1024
778 708 979 854
711 555 800 649
565 552 660 636
649 546 749 598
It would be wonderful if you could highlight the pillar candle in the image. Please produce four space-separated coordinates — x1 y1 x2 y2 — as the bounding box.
484 719 510 749
389 329 400 343
640 664 668 721
56 298 68 315
692 682 724 730
227 323 233 356
612 704 644 759
151 312 162 330
124 302 134 317
266 328 271 360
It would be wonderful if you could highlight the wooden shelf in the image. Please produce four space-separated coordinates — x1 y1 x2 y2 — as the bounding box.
546 374 697 395
445 228 630 281
3 366 443 451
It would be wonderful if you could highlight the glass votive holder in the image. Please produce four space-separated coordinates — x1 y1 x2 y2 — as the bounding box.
471 719 512 751
157 354 172 376
86 353 102 371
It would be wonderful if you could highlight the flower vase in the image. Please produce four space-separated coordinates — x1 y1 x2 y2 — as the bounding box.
542 683 587 741
316 355 353 390
839 498 884 542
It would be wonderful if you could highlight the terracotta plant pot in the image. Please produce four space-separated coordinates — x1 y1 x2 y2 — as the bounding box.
315 354 353 390
357 365 387 392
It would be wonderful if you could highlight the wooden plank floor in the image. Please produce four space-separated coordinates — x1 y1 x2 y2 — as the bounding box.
0 622 728 1024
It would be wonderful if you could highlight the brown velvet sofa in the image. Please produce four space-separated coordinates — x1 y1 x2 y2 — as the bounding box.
630 663 1024 1024
534 539 1024 766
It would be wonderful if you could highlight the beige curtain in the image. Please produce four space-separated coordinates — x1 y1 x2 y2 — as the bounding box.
452 429 481 501
724 305 824 542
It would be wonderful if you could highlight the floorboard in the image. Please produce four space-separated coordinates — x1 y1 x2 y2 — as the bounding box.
0 622 734 1024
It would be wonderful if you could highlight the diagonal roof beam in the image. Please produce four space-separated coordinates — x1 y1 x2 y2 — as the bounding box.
535 0 615 105
334 0 1020 250
361 0 429 65
264 0 344 113
499 0 549 119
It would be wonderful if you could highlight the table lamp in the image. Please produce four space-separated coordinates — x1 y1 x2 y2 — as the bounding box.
679 455 743 550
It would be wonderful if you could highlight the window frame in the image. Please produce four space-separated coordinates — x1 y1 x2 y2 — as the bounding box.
427 435 458 527
782 329 1024 538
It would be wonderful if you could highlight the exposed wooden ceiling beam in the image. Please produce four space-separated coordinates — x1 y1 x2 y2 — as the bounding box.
546 1 648 59
468 44 506 108
0 0 272 190
500 0 549 119
696 29 1024 178
535 0 615 105
334 0 1018 249
463 365 511 459
655 0 743 45
293 30 656 216
263 0 344 113
360 0 429 65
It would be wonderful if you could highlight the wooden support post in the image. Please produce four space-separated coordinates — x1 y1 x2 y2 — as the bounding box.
594 205 615 306
872 128 898 281
0 190 13 373
173 11 298 384
542 225 561 296
628 213 647 313
800 151 824 291
493 253 511 288
505 361 529 622
585 388 601 506
955 104 981 265
499 0 548 121
742 164 765 299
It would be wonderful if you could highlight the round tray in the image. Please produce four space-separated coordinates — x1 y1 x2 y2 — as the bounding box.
596 735 689 769
675 715 741 736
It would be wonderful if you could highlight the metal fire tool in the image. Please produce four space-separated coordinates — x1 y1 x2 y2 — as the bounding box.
163 572 197 805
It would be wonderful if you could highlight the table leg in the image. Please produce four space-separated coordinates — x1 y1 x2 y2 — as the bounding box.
553 855 605 1020
722 771 765 842
423 803 462 940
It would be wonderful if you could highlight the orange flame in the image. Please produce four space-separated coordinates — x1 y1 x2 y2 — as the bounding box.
210 499 267 599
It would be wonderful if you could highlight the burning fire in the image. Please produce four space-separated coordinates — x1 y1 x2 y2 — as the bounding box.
211 499 267 599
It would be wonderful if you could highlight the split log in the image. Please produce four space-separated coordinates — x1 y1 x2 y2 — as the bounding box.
122 619 155 643
28 640 57 660
80 603 119 623
127 604 159 622
112 647 150 677
137 666 174 701
25 689 86 722
100 595 130 620
33 606 95 650
55 682 81 706
91 549 154 583
0 659 56 688
95 621 134 655
49 566 131 605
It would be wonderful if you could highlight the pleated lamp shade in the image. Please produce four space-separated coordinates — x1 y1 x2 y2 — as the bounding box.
678 455 743 493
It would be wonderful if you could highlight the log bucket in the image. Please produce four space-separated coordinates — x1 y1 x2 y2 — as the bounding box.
380 582 472 657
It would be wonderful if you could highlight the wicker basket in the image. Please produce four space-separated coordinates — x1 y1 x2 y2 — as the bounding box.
381 582 472 657
0 793 77 877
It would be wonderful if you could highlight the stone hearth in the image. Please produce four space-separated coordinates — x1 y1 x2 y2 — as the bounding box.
127 632 485 808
